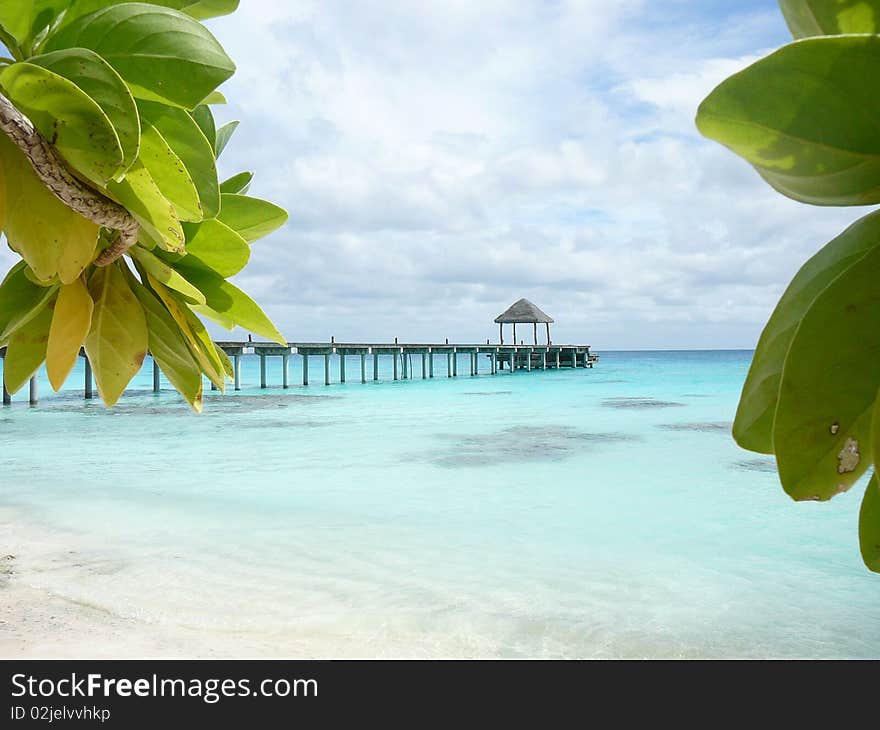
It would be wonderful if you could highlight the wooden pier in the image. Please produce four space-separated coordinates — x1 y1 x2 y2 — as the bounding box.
0 299 598 404
0 342 598 404
217 341 597 391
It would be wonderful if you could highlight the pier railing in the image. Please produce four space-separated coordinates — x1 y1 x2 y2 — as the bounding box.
0 342 597 404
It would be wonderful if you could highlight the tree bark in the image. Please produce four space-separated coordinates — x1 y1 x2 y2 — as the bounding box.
0 91 139 266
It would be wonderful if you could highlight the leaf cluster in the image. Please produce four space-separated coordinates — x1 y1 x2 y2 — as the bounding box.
0 1 287 411
696 0 880 572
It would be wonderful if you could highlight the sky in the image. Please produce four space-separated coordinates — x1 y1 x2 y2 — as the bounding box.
2 1 871 349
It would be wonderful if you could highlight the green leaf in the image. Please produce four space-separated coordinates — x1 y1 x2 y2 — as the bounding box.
219 171 252 195
46 276 93 391
180 218 250 277
190 104 216 151
214 119 237 157
191 303 235 330
779 0 880 38
58 1 240 29
0 133 100 283
137 122 202 222
200 90 226 105
175 262 284 344
860 475 880 573
28 48 140 178
734 210 880 453
84 262 148 406
106 159 184 252
170 0 239 20
0 1 67 47
0 262 59 343
2 298 53 394
138 100 220 219
213 342 233 378
147 275 226 390
0 61 123 186
218 193 287 243
128 271 203 412
129 246 205 304
696 36 880 206
44 3 235 109
773 244 880 502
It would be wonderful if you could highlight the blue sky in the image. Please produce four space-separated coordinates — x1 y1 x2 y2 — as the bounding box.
2 2 869 349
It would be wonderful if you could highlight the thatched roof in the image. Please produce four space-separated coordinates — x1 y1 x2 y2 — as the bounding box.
494 298 554 324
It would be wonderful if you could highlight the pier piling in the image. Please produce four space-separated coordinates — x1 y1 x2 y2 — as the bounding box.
84 358 93 399
0 340 596 409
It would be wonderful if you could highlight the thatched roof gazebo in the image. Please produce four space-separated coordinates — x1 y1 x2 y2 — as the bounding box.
495 298 554 345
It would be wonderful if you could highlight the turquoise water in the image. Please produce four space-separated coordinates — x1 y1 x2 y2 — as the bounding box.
2 350 879 657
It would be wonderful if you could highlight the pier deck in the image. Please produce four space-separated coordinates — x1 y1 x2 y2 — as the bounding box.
0 342 598 404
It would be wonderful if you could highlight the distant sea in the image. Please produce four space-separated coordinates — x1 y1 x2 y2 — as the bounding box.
2 349 878 657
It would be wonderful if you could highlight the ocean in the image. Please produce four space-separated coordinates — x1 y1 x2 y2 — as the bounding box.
1 349 878 657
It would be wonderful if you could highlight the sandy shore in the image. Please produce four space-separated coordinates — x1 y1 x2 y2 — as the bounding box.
1 576 218 658
0 568 381 659
0 510 311 659
0 532 443 659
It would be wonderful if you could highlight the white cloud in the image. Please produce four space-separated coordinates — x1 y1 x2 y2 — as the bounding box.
2 1 869 350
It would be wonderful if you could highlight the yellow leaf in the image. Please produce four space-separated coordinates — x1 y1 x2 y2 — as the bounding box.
106 159 184 253
0 134 99 283
125 267 203 413
147 275 226 391
129 246 205 304
214 344 234 379
84 263 148 406
3 300 54 394
46 277 94 392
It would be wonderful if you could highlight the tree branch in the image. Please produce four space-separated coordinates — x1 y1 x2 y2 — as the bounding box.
0 90 139 266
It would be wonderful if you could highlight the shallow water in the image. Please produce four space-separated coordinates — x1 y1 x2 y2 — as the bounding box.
1 350 878 657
